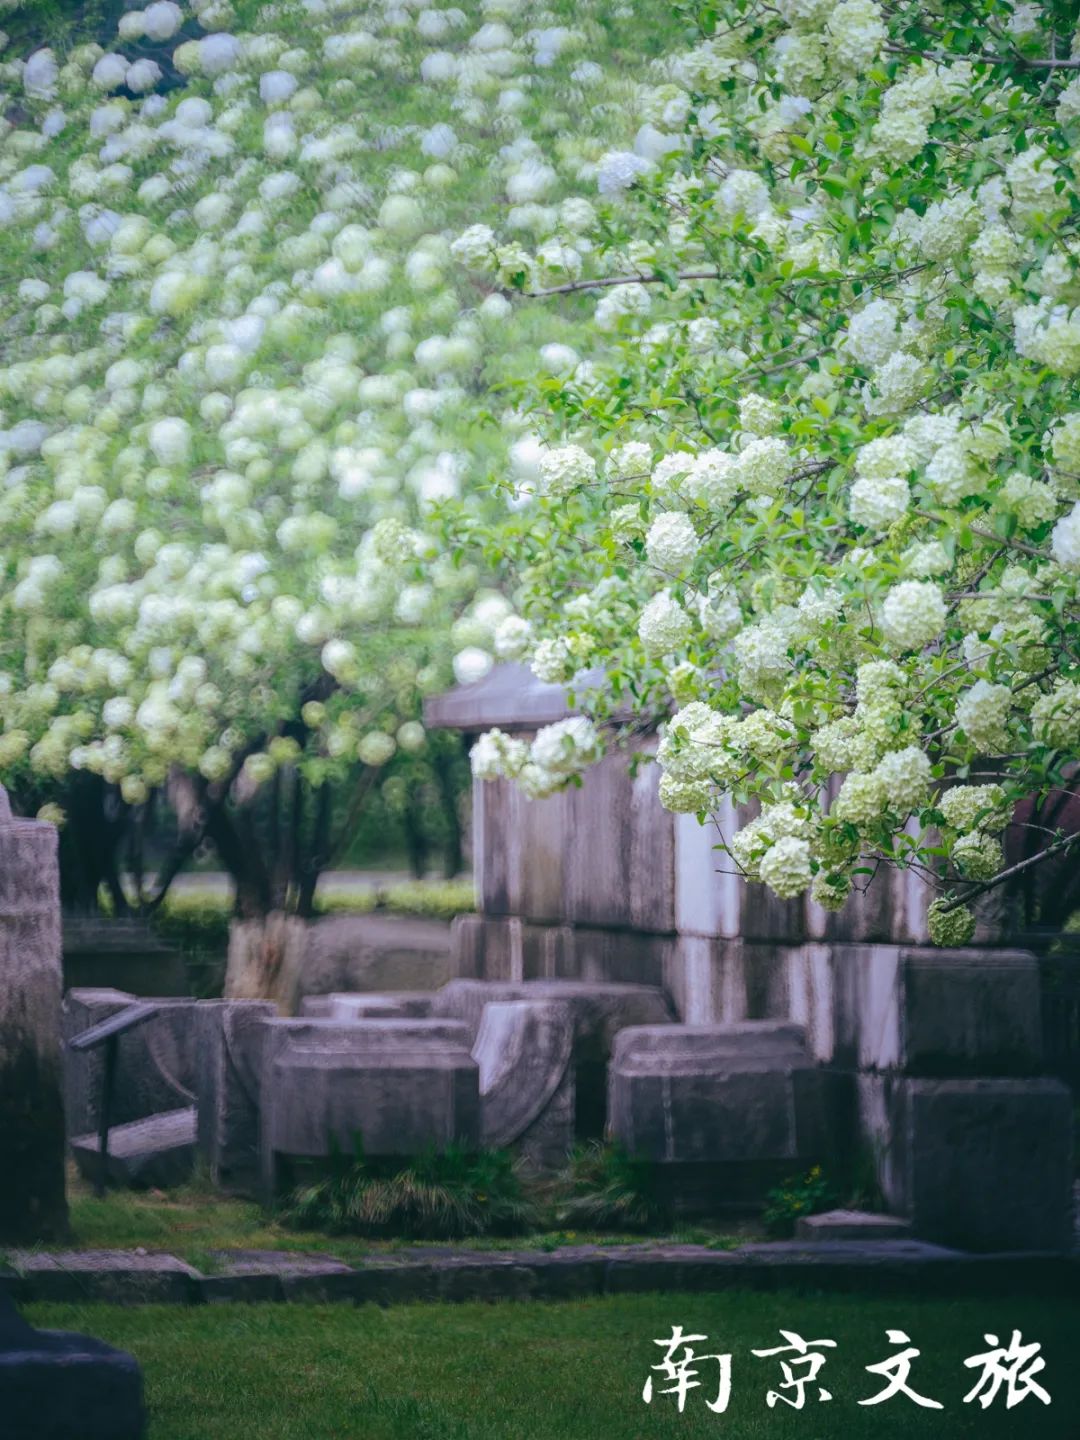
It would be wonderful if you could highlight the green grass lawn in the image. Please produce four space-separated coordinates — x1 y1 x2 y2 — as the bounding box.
25 1292 1080 1440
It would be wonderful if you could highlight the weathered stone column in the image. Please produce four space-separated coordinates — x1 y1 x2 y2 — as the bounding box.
0 785 68 1240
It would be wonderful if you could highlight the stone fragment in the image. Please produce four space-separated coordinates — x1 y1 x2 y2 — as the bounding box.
196 999 275 1194
795 1209 912 1242
472 999 574 1167
260 1018 480 1200
71 1107 196 1189
62 990 198 1138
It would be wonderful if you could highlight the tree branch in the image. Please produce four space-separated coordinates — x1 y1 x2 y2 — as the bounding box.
938 828 1080 913
519 269 722 298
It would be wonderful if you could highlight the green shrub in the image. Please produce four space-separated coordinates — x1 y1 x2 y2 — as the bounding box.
315 879 476 922
281 1144 537 1240
762 1165 836 1238
553 1142 666 1232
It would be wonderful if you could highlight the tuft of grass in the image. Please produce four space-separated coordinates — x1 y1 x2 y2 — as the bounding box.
553 1142 667 1233
283 1144 538 1240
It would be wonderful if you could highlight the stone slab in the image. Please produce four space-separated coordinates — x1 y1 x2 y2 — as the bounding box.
10 1251 200 1305
9 1242 1079 1308
795 1209 913 1242
0 1292 146 1438
201 1250 351 1303
71 1107 196 1189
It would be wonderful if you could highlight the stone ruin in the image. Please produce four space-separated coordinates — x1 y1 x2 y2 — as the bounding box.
4 650 1074 1255
423 664 1076 1250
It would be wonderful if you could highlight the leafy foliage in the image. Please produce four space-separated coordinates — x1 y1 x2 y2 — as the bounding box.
762 1165 836 1239
458 0 1080 939
0 0 664 910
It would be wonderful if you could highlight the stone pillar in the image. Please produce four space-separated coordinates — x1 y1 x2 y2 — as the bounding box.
0 785 68 1241
830 946 1074 1251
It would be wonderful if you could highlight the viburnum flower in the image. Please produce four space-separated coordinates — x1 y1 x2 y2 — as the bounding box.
638 591 692 656
537 444 597 497
645 511 699 572
880 581 946 652
927 898 976 947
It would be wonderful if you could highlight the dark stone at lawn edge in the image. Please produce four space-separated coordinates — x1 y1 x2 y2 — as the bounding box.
0 1291 146 1438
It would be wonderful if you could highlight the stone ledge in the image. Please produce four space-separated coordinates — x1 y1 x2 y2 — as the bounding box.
6 1243 1077 1306
8 1251 200 1305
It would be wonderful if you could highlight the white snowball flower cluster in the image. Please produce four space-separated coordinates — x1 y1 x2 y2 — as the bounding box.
470 716 601 798
955 680 1012 752
537 444 597 498
638 591 692 656
1051 502 1080 571
880 581 946 652
645 512 698 572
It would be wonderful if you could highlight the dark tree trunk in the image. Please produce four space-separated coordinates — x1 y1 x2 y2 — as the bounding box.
433 741 465 879
402 778 430 879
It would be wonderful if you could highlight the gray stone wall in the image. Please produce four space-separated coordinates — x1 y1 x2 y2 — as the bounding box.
0 785 68 1241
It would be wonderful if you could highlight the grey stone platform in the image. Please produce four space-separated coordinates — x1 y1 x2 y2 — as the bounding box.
1 1241 1075 1307
71 1107 197 1190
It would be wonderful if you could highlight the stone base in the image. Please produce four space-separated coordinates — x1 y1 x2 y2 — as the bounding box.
610 1022 853 1211
0 1293 145 1438
260 1019 480 1201
877 1076 1074 1252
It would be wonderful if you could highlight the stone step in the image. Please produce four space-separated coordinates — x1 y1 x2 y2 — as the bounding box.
795 1208 913 1242
71 1107 197 1190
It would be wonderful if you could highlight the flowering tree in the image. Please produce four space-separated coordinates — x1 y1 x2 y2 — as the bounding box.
457 0 1080 945
0 0 665 992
